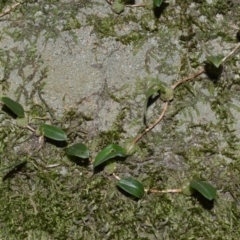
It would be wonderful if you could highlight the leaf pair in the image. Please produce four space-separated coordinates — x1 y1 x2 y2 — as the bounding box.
117 179 217 200
40 125 89 159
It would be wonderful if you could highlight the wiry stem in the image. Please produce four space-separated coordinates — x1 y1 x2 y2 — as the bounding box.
0 2 22 18
133 101 169 144
132 41 240 144
146 188 182 193
222 42 240 63
171 67 205 90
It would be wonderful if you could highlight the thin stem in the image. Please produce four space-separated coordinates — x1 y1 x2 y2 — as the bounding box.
133 101 169 144
171 67 205 90
27 125 36 132
222 42 240 63
112 173 121 180
0 2 21 18
132 41 240 145
147 188 182 193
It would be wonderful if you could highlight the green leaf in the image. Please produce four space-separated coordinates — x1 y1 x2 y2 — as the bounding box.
207 55 223 68
153 0 164 7
117 178 144 199
65 143 89 158
39 124 67 141
93 144 126 168
190 180 217 201
0 96 24 117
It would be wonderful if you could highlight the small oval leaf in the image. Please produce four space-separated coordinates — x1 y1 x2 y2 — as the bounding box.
39 124 67 141
1 97 25 117
117 178 144 199
93 144 126 168
207 55 223 68
190 180 216 201
65 143 89 158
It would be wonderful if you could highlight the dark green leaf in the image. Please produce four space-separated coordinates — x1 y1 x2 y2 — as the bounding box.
207 55 223 68
117 178 144 199
93 144 126 168
0 96 24 117
190 180 216 201
65 143 89 158
153 0 164 7
39 124 67 141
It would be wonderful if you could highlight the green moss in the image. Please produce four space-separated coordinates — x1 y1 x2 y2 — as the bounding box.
0 0 240 239
62 15 81 31
87 15 117 38
117 31 145 46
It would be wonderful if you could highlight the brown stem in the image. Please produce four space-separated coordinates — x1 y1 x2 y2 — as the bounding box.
0 3 21 18
222 42 240 63
133 101 169 144
147 188 182 193
112 173 121 180
171 67 205 90
27 125 36 132
132 41 240 145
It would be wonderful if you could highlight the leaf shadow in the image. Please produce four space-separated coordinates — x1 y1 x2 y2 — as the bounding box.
93 156 127 174
1 105 18 119
67 155 89 167
204 62 223 83
125 0 135 4
144 94 160 125
45 138 68 148
2 161 27 181
192 191 215 210
153 2 169 19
